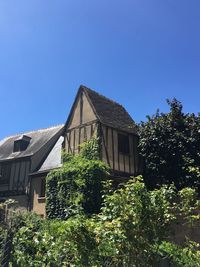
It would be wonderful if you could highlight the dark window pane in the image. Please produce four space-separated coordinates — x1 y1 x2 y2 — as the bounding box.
13 140 29 152
118 133 130 154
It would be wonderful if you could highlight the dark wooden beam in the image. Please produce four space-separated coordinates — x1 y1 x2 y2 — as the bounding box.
78 127 81 153
73 129 76 154
80 91 83 125
84 125 87 141
66 132 73 153
111 128 115 170
66 119 98 132
100 124 111 167
101 123 138 137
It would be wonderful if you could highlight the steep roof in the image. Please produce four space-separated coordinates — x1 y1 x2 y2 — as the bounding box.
0 125 64 161
37 136 64 173
81 85 137 134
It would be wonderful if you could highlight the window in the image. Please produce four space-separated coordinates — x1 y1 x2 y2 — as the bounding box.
13 135 31 153
118 133 130 154
39 178 46 198
0 163 10 185
14 140 28 152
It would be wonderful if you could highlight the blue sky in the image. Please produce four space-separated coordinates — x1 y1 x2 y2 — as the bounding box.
0 0 200 139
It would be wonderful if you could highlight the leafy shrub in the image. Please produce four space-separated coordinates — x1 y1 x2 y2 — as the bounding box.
95 177 177 266
11 215 99 267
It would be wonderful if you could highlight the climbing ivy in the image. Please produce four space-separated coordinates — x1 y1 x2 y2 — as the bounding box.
79 136 100 160
46 138 110 219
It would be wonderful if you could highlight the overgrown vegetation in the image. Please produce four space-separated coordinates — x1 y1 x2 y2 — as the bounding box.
139 98 200 190
2 102 200 266
46 137 109 219
0 199 16 261
9 178 200 266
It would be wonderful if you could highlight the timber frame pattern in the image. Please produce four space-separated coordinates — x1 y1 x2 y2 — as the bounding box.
64 86 141 178
0 125 64 201
0 85 141 214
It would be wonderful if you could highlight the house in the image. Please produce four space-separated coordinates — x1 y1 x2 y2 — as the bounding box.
0 125 64 214
29 134 64 216
0 85 141 216
64 85 141 178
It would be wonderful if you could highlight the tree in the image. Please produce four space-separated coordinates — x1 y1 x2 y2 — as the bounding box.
139 98 200 190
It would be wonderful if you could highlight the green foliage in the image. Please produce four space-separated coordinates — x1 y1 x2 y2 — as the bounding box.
0 199 17 261
0 224 7 261
9 178 200 266
96 179 200 266
46 138 109 219
10 215 99 267
139 98 200 190
95 177 177 266
177 187 200 225
157 241 200 267
79 136 100 160
10 211 43 233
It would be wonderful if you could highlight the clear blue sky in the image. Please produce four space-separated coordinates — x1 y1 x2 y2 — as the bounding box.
1 0 200 139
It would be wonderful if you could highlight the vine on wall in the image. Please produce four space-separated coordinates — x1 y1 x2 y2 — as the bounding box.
46 138 110 219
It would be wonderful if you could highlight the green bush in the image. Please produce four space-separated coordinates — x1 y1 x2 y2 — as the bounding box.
10 215 100 267
94 177 177 266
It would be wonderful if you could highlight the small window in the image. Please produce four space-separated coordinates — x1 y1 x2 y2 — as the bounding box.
13 135 31 153
39 178 46 198
118 133 130 154
14 140 28 152
0 163 10 185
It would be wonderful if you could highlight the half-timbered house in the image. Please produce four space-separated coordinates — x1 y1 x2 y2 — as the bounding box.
64 85 141 178
0 125 64 213
0 85 141 216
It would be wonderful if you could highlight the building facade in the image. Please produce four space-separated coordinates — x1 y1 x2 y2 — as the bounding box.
64 86 141 178
0 126 64 215
0 85 142 216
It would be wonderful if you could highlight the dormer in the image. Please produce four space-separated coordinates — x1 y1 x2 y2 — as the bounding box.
13 135 31 152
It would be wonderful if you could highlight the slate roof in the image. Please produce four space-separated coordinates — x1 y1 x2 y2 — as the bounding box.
0 125 64 161
37 136 64 173
81 86 137 134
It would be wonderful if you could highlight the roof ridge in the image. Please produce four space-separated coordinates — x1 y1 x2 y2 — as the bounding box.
0 124 64 141
81 85 125 108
